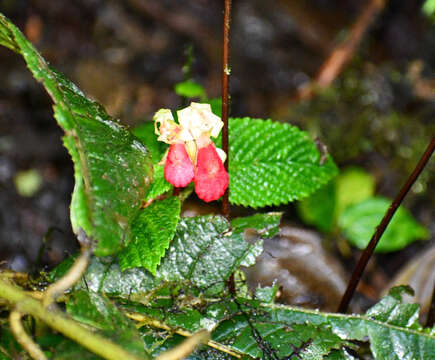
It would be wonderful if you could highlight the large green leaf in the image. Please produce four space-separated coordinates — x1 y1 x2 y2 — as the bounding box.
66 290 149 359
125 286 435 360
0 14 153 256
51 214 279 296
228 118 338 207
338 197 429 252
119 197 181 274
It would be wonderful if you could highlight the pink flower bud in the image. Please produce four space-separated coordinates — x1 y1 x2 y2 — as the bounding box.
164 143 194 187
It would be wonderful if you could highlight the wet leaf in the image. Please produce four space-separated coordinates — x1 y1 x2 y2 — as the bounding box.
52 214 273 296
66 290 149 358
125 285 435 360
0 14 153 256
231 212 282 238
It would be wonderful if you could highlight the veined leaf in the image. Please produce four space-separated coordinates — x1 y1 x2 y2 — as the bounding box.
119 197 181 274
228 118 338 208
66 290 149 359
127 286 435 360
50 214 281 296
338 197 429 252
0 14 153 256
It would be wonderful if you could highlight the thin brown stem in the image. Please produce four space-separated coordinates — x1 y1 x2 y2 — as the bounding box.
338 136 435 313
221 0 232 219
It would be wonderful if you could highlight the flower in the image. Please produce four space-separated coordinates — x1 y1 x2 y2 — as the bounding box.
154 103 229 202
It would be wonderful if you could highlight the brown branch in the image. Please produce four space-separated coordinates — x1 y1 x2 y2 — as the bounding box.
221 0 232 219
338 136 435 313
296 0 387 102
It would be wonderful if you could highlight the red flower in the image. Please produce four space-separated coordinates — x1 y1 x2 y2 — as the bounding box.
164 143 194 187
194 143 229 202
154 103 229 202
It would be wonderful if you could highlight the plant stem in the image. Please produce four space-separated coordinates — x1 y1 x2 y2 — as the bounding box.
0 279 148 360
127 312 242 358
338 136 435 313
156 330 209 360
9 310 47 360
221 0 232 218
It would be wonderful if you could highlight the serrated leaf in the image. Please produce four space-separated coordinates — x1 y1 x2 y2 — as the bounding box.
119 197 181 274
66 290 149 358
0 14 153 256
144 164 173 201
228 118 338 208
338 197 429 252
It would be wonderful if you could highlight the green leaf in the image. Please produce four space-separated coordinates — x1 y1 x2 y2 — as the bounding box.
66 290 149 358
231 212 282 238
119 197 181 274
52 215 265 297
254 284 278 303
208 98 222 117
228 118 338 208
133 122 168 164
338 197 429 252
335 167 375 216
127 286 435 360
297 180 336 232
48 338 99 360
174 80 206 99
0 13 153 256
144 164 173 201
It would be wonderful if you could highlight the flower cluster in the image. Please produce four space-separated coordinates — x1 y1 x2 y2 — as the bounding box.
154 102 229 202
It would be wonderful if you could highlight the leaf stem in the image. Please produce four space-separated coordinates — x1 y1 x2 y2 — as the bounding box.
156 330 209 360
9 310 47 360
338 136 435 313
221 0 232 219
0 279 147 360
